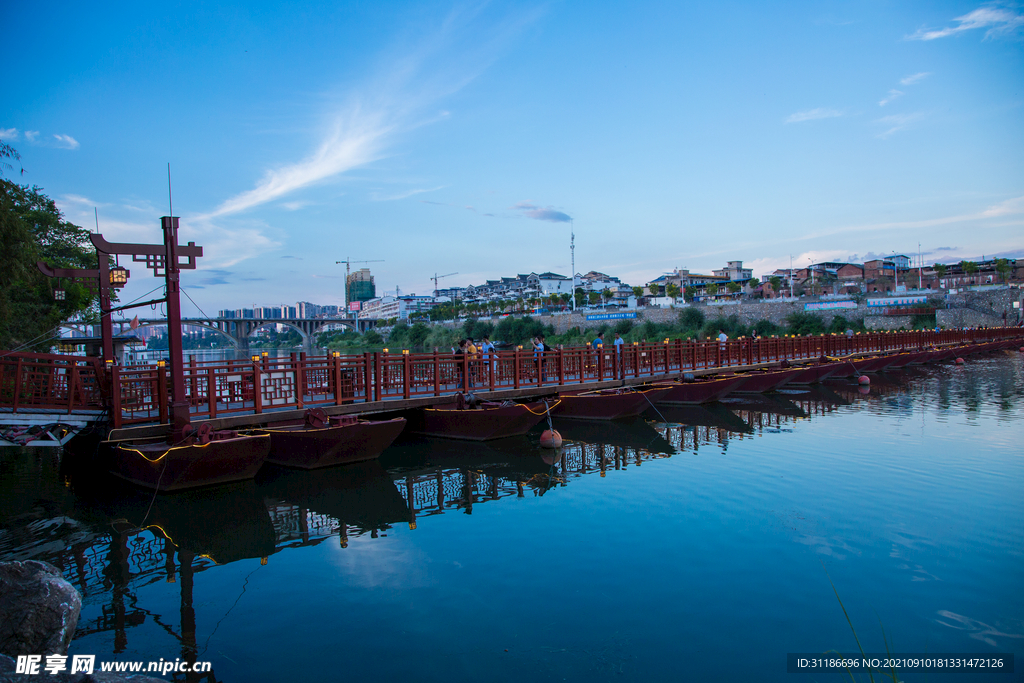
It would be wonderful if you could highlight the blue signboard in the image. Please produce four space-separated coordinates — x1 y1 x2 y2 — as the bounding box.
867 295 928 308
804 300 857 311
585 312 638 321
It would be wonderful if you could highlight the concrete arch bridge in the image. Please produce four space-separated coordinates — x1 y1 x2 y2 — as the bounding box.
111 316 376 349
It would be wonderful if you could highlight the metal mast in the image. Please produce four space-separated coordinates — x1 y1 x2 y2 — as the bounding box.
432 272 458 297
571 218 576 311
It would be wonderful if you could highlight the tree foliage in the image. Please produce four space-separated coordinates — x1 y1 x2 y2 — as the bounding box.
995 258 1011 283
1 177 99 350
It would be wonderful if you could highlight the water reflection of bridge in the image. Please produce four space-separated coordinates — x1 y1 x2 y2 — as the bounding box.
40 386 875 593
8 380 897 675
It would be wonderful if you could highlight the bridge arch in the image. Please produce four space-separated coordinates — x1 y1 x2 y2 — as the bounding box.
246 321 310 346
310 320 358 337
121 321 241 348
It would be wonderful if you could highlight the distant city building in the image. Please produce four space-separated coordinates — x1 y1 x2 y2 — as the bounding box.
891 254 911 270
712 261 753 281
359 295 437 320
934 258 1020 289
347 268 376 303
536 272 573 295
648 267 727 297
217 303 344 319
577 271 622 293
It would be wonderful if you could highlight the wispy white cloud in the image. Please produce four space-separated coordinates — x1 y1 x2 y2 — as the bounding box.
907 6 1024 40
204 5 535 220
206 106 391 218
511 200 572 222
784 108 843 124
2 128 79 149
802 195 1024 241
369 185 445 201
57 194 279 270
52 134 79 150
978 194 1024 218
879 89 904 106
900 72 931 85
875 112 924 138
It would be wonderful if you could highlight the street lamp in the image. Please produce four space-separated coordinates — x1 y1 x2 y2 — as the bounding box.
109 265 130 287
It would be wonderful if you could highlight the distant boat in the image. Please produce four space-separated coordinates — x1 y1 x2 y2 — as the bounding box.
251 411 407 469
729 366 805 393
408 397 548 440
105 429 271 492
653 374 749 404
552 385 672 420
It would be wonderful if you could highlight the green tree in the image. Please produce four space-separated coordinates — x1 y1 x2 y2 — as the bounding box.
559 292 571 307
747 277 760 291
631 286 644 299
574 287 586 307
1 178 98 350
995 258 1011 283
1 139 23 177
932 263 947 278
408 322 431 349
665 283 681 300
961 261 979 278
602 287 613 303
706 283 719 296
769 276 783 294
726 281 741 294
679 307 705 330
683 285 696 301
588 291 601 306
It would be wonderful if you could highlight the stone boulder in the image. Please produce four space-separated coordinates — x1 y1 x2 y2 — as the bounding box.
0 561 82 657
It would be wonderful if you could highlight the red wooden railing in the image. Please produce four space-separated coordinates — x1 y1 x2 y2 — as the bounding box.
0 353 107 414
2 328 1021 428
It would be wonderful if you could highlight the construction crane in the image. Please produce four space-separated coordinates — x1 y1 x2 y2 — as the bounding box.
432 272 458 297
336 258 383 310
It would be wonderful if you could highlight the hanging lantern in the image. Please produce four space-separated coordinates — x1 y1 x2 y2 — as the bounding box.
54 287 66 301
109 266 130 287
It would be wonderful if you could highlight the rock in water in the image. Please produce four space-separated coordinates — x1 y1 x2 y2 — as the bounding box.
0 561 82 656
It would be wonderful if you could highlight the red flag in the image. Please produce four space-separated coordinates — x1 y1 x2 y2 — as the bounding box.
130 315 139 330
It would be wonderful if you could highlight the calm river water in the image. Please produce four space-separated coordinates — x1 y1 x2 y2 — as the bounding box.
1 352 1022 682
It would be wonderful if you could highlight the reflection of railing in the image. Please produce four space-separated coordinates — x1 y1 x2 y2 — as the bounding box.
266 502 344 548
395 442 675 521
2 328 1022 427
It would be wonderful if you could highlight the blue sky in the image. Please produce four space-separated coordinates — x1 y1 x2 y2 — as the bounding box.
3 1 1022 315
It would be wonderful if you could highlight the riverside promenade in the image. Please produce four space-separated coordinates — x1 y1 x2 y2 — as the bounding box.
2 328 1021 440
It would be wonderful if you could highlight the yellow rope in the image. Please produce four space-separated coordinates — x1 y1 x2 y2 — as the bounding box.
115 440 216 463
114 434 267 462
522 399 562 415
424 399 560 414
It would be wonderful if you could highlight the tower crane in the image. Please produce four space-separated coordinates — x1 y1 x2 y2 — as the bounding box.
432 272 458 297
335 258 383 310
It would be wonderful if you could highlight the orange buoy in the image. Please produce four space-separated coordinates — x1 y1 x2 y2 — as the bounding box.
858 375 870 385
540 429 563 449
955 357 965 364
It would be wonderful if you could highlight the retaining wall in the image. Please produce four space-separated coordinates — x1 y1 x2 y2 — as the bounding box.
432 287 1021 335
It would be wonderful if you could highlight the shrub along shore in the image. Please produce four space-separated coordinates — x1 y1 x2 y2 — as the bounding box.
315 308 870 354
